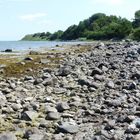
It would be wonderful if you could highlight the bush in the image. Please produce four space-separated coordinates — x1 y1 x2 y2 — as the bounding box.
132 28 140 41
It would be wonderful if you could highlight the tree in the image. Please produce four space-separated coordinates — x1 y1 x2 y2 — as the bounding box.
49 30 63 40
132 27 140 41
133 10 140 28
61 25 79 40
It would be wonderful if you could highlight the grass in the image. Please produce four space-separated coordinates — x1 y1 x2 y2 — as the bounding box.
1 51 66 77
0 44 93 78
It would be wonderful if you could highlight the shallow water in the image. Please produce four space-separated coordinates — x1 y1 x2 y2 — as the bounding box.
0 41 86 51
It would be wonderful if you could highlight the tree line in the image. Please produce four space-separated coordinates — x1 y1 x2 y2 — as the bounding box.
22 10 140 41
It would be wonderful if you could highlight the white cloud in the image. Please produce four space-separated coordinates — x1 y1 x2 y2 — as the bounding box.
19 13 47 22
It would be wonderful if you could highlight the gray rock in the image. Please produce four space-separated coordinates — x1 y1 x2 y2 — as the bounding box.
29 51 40 55
135 111 140 117
105 99 122 107
125 124 139 134
106 81 115 89
0 93 7 106
52 134 64 140
99 42 105 47
0 133 17 140
53 88 67 94
88 81 101 89
56 102 70 112
58 122 79 134
128 82 137 90
94 74 105 82
42 78 54 86
40 58 50 64
137 48 140 54
34 78 43 85
91 67 103 76
42 73 51 79
47 112 60 120
131 71 140 79
104 120 115 130
45 105 57 113
24 76 34 81
133 118 140 128
92 136 102 140
29 134 44 140
11 103 22 111
24 57 33 61
124 115 135 123
58 66 71 76
135 134 140 140
21 111 38 121
5 49 12 52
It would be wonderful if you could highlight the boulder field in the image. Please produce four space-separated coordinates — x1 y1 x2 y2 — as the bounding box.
0 42 140 139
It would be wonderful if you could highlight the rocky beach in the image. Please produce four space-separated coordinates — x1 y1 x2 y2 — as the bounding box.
0 41 140 140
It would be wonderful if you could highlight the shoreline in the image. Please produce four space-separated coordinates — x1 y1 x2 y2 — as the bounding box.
0 42 94 77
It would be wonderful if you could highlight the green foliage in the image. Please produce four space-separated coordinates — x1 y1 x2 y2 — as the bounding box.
21 10 140 41
132 27 140 41
49 30 63 40
133 10 140 28
61 25 79 40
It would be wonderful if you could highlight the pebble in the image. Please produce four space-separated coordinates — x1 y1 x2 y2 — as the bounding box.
2 42 140 139
58 122 79 134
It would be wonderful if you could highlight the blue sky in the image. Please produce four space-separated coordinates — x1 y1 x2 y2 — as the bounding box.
0 0 139 40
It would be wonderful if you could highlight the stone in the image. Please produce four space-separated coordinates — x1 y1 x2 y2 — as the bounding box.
11 103 22 111
21 111 38 121
88 81 101 89
137 48 140 54
91 67 103 76
124 115 135 123
0 133 17 140
5 49 12 52
131 71 140 79
135 134 140 140
29 134 44 140
56 102 70 112
125 124 139 134
47 112 60 120
53 88 67 94
24 57 33 61
29 51 40 55
45 106 57 113
0 93 7 106
104 120 115 130
24 76 34 81
42 78 54 86
92 136 102 140
52 134 64 140
106 81 115 89
128 82 137 90
34 78 43 85
40 58 50 64
106 99 122 107
133 118 140 128
42 73 51 79
98 42 105 47
94 74 105 82
58 66 71 76
58 122 79 134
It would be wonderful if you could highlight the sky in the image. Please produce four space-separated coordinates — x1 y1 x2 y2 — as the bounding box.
0 0 139 40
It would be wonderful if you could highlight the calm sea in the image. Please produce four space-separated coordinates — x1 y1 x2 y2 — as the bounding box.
0 41 85 51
